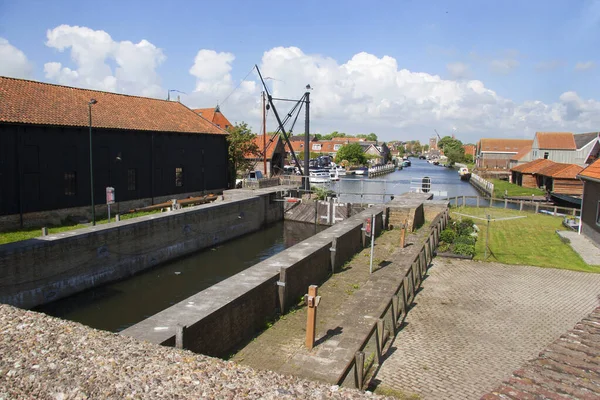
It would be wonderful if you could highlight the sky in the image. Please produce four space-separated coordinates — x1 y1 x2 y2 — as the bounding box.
1 0 600 143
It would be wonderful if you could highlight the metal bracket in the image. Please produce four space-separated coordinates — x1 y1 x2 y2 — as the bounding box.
329 247 336 252
276 281 286 287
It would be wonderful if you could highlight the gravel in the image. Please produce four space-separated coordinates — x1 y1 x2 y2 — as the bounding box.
0 304 386 399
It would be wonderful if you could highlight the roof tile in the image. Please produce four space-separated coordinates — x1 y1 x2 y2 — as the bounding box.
510 158 555 174
578 158 600 180
535 132 576 150
192 108 232 129
479 139 532 152
0 76 225 135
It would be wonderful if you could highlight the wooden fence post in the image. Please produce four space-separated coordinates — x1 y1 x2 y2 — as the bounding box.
535 203 539 214
355 351 365 390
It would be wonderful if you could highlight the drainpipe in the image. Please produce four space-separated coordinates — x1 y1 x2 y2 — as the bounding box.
578 181 584 235
16 127 23 228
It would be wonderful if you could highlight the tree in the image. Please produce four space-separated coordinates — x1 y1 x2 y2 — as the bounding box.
335 143 367 165
437 136 465 165
356 133 378 142
423 144 430 152
412 140 422 154
226 122 259 185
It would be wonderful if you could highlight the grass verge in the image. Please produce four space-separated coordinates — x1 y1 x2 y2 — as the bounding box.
490 179 546 198
0 210 162 245
451 206 599 272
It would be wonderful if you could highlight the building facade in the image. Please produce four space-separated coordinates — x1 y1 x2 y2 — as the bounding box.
578 159 600 246
0 77 228 225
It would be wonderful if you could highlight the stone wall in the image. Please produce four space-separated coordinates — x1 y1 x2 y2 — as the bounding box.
0 189 283 309
120 208 385 358
0 189 223 232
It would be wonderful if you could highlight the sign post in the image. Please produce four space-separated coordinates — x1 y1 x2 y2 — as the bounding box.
106 187 115 222
367 214 376 273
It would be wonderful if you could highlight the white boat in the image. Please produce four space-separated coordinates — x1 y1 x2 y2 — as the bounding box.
458 167 471 181
329 165 346 177
309 169 331 184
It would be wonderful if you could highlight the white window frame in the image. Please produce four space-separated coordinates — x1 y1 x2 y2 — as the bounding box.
333 144 342 151
312 143 322 151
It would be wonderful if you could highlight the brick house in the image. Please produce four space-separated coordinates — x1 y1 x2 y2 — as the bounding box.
245 135 285 177
193 106 233 131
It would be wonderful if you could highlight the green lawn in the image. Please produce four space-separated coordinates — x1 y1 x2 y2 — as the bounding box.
451 206 599 272
0 210 162 245
490 179 546 198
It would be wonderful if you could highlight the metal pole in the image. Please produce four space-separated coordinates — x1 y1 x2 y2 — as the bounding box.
262 91 267 176
369 214 375 273
107 203 111 223
485 214 490 259
88 103 96 226
304 91 310 191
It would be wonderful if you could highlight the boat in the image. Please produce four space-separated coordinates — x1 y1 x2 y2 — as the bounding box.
309 169 331 184
402 160 411 167
349 166 368 175
329 168 340 181
550 193 582 209
458 167 471 181
329 165 346 176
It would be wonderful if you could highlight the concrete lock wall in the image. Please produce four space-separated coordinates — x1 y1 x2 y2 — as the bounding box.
120 208 385 358
0 189 283 309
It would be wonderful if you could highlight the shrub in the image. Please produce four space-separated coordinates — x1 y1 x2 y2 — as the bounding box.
437 243 450 253
455 235 476 246
440 228 456 243
456 219 475 236
453 243 475 257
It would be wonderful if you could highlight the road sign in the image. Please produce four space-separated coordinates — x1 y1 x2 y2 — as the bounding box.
106 187 115 205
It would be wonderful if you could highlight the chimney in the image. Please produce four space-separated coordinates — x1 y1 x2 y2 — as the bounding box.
177 95 181 103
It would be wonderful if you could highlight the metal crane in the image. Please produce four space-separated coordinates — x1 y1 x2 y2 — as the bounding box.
434 129 442 140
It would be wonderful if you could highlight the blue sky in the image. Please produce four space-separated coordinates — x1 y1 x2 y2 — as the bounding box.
1 0 599 143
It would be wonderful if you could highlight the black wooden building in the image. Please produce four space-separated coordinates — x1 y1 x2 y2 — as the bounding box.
0 77 228 218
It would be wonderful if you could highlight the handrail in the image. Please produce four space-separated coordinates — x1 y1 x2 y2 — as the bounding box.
442 195 580 217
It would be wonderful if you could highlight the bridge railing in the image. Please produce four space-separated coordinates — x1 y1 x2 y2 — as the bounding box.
470 173 494 197
336 209 448 389
443 195 581 218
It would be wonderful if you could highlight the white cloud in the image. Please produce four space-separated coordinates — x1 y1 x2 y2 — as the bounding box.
44 25 165 97
187 49 258 123
446 62 470 79
198 46 600 142
489 58 519 74
574 61 595 71
0 38 33 79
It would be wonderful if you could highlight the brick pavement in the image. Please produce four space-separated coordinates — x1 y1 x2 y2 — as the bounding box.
374 258 600 400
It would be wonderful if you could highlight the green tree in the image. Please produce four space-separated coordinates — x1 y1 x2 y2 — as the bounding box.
227 122 259 185
423 144 430 152
438 136 465 165
412 140 422 154
335 143 367 165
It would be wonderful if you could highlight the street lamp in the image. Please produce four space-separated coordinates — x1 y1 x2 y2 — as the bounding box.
88 99 97 226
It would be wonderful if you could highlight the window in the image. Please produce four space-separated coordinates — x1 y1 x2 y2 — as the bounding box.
597 201 600 226
127 169 137 191
312 143 322 151
333 144 342 151
175 167 184 187
544 152 549 159
64 172 77 196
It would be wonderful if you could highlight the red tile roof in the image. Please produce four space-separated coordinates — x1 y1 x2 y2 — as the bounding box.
479 139 533 152
247 135 279 159
0 76 224 135
535 162 583 179
535 132 576 150
510 158 555 174
578 158 600 181
193 107 233 129
510 145 532 161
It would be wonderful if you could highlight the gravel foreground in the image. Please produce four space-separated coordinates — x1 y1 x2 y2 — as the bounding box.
0 304 386 399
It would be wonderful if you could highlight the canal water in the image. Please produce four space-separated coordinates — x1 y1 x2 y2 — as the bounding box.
331 158 480 204
36 221 322 332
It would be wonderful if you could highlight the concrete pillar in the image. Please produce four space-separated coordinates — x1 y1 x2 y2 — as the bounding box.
41 227 48 236
175 324 185 349
116 214 121 222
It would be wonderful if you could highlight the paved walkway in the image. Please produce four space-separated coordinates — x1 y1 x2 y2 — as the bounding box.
557 230 600 265
483 306 600 399
374 258 600 400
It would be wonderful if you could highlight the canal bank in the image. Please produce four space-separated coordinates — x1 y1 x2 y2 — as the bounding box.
35 220 324 332
0 186 288 309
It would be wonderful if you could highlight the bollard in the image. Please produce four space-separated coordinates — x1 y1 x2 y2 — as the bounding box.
305 285 321 350
175 324 185 349
355 351 365 390
41 227 48 236
278 268 287 313
116 214 121 222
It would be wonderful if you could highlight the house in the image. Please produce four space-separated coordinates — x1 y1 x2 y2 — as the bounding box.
0 76 228 228
193 106 233 130
463 144 476 160
517 132 599 165
510 159 555 188
245 135 285 177
476 139 533 169
534 162 584 195
577 159 600 246
509 144 533 168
